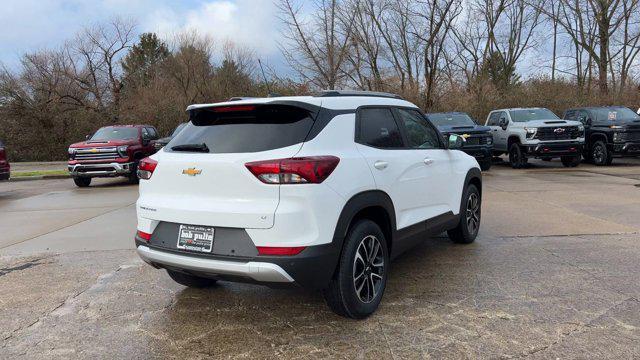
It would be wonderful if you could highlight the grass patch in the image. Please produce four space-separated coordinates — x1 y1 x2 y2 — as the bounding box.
12 170 69 177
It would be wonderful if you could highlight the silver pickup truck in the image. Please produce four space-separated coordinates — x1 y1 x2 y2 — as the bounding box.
486 108 585 168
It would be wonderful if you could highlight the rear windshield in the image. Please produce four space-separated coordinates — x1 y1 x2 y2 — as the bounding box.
168 105 314 153
171 123 188 137
509 109 559 122
91 127 139 141
428 113 476 126
592 107 640 122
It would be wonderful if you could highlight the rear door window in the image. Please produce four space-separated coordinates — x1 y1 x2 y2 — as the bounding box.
487 112 501 126
168 105 314 153
357 108 404 148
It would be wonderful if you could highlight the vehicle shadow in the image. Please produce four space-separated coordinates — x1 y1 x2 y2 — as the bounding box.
149 235 486 357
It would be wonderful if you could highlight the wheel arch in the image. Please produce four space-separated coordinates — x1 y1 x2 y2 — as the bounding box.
464 168 482 198
589 132 608 145
507 135 521 147
332 190 396 258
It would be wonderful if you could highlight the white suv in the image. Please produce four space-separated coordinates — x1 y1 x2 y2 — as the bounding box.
135 91 482 318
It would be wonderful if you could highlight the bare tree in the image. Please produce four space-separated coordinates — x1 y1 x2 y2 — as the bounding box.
278 0 355 89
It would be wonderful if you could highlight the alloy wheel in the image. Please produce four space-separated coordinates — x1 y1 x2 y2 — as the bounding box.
592 144 605 164
353 235 385 303
466 193 480 236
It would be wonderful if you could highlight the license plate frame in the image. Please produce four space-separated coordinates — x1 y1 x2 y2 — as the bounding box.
176 224 215 253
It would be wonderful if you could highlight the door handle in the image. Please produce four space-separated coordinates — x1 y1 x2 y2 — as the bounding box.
493 129 498 131
423 158 434 165
373 161 388 170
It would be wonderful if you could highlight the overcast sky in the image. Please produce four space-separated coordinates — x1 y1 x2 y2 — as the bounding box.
0 0 292 73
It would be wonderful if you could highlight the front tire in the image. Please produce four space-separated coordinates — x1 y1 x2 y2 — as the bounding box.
509 143 528 169
323 220 389 319
447 184 481 244
561 155 581 167
591 140 612 166
479 159 492 171
73 177 91 187
167 270 217 288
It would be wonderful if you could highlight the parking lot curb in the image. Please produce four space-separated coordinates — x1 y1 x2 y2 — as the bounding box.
8 174 70 182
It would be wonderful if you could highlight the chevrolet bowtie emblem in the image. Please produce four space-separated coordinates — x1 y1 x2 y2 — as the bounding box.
182 168 202 176
90 148 99 153
461 134 471 139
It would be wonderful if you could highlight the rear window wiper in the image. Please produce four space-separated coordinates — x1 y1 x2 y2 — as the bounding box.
171 143 210 153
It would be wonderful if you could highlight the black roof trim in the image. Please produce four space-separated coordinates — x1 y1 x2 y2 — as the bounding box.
315 90 403 100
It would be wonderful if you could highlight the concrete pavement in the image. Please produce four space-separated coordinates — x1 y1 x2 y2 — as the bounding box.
1 158 640 358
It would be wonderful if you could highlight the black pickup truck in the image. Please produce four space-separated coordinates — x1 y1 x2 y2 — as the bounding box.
426 112 494 170
563 106 640 165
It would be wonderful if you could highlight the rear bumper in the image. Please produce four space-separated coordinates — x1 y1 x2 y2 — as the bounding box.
137 245 295 283
135 228 339 290
68 162 135 177
524 142 583 157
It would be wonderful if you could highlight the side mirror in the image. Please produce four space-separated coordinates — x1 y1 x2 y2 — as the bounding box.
499 118 508 130
142 138 150 146
586 118 592 127
448 134 465 149
85 134 91 140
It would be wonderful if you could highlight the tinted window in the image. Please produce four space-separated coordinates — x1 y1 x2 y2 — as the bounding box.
564 110 576 120
487 112 501 126
396 108 442 149
358 108 403 148
428 113 476 127
592 107 640 122
147 127 158 139
91 127 138 141
171 123 188 137
509 108 559 122
0 140 4 147
168 105 314 153
141 128 151 139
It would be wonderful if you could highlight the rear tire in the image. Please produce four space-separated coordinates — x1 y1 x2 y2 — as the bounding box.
167 270 217 288
447 184 481 244
128 162 139 184
323 219 389 319
591 141 612 166
479 159 492 171
73 177 91 187
508 143 528 169
561 155 581 167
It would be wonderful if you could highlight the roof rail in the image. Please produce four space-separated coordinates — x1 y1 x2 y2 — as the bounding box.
315 90 403 100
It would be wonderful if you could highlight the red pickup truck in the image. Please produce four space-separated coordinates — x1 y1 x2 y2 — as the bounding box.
68 125 159 187
0 139 9 181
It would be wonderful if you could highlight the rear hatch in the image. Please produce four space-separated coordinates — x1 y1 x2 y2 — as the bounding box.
138 102 319 229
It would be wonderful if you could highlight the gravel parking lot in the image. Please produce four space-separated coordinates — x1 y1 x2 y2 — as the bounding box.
1 159 640 359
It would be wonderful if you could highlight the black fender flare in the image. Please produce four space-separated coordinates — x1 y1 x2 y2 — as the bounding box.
332 190 396 244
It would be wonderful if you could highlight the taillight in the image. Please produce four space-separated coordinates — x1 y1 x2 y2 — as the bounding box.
137 230 151 241
137 157 158 180
245 156 340 184
256 246 306 256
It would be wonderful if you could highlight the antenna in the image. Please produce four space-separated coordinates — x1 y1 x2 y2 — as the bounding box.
258 59 271 95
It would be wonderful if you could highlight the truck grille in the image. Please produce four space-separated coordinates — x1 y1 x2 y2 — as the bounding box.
619 131 640 142
535 126 581 141
465 135 491 146
74 147 119 161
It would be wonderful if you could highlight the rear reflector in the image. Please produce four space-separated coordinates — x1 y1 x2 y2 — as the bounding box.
245 156 340 184
137 230 151 241
137 157 158 180
256 246 306 256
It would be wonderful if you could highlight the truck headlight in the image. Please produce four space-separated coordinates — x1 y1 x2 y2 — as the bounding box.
578 125 584 133
68 148 76 159
613 132 624 142
117 145 129 157
486 136 493 145
524 127 537 138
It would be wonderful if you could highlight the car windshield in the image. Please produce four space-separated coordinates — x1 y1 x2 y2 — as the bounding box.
90 127 138 141
509 109 559 122
171 123 188 137
592 107 640 122
428 113 476 127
